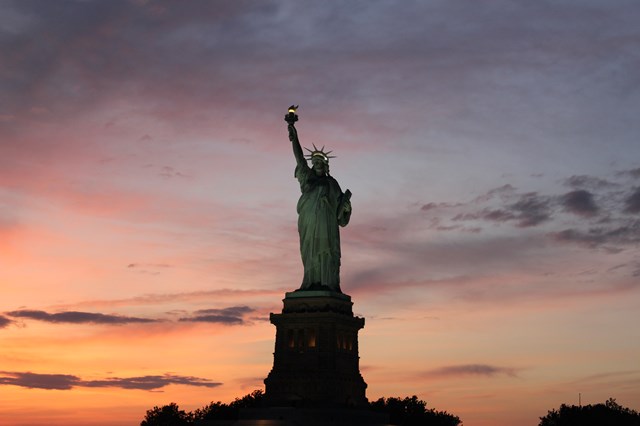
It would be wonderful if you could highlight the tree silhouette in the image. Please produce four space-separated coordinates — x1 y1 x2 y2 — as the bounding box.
539 398 640 426
229 389 264 410
141 390 265 425
191 390 264 423
369 395 462 426
141 390 464 425
141 402 192 426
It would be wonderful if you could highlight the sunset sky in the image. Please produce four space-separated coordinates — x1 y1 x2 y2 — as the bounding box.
1 1 639 425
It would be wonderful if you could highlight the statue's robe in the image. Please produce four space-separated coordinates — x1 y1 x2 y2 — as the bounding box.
295 164 350 292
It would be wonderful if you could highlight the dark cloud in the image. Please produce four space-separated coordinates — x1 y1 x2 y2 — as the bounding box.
126 262 172 276
179 306 254 325
420 202 462 212
564 175 616 190
616 168 640 179
423 172 640 256
81 374 221 390
472 184 518 203
194 306 254 316
423 364 518 378
452 208 514 223
452 192 551 227
0 372 79 390
6 310 156 324
420 202 441 212
179 315 244 325
561 190 599 217
482 209 516 222
0 315 12 328
0 371 221 391
624 188 640 214
159 166 189 179
550 221 640 248
509 193 552 227
127 263 171 268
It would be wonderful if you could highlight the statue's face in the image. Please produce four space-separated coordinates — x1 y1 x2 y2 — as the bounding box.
312 158 327 176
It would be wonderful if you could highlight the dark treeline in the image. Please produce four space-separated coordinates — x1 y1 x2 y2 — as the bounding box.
141 393 640 426
538 398 640 426
140 390 463 425
141 390 263 425
369 395 462 426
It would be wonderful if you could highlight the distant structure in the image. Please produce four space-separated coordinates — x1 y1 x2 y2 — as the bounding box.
245 107 382 425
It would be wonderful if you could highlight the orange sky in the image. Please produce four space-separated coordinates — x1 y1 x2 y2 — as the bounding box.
1 1 640 425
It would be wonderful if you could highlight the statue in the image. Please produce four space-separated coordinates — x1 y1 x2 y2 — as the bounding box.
285 106 352 293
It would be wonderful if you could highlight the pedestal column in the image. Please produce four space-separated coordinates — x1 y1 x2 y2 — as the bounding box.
264 290 368 407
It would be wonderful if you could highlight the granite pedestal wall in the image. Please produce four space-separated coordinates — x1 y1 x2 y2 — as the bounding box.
264 290 368 408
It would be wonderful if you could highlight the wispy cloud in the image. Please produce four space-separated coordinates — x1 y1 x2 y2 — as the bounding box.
451 191 553 228
564 175 617 190
420 173 640 254
624 188 640 214
0 371 221 391
4 305 261 328
422 364 519 379
549 221 640 250
5 310 157 325
561 190 599 217
179 306 255 325
49 288 284 310
0 315 13 328
616 168 640 180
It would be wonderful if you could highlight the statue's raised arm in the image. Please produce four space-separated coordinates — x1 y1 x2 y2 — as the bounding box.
284 106 352 293
285 106 306 168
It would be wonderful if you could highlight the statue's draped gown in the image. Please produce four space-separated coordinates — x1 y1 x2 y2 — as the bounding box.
295 164 351 292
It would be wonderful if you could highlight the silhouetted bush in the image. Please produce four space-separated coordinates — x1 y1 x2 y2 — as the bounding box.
229 389 265 410
142 390 464 425
369 395 462 426
539 398 640 426
141 390 264 426
191 401 236 423
141 402 192 426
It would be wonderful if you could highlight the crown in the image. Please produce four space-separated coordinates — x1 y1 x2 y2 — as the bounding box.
304 144 336 163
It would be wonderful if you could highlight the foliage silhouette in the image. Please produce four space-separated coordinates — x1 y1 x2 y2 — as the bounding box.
539 398 640 426
141 390 264 425
140 402 192 426
141 390 464 425
369 395 462 426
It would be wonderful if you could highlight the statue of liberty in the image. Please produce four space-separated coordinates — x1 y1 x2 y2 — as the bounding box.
285 106 352 293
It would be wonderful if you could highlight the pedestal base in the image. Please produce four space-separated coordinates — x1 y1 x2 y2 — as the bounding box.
264 291 368 407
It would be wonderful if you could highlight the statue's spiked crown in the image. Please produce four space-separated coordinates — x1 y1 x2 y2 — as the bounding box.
305 144 335 164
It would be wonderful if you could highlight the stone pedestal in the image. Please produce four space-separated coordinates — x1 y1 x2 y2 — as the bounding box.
264 290 368 407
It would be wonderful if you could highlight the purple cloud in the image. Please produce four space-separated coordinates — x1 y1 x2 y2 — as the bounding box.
0 371 221 391
6 310 156 324
564 175 616 190
423 364 518 378
0 315 12 329
0 372 79 390
508 193 552 227
616 168 640 180
451 192 552 227
550 222 640 248
81 374 221 390
624 188 640 214
179 306 255 325
561 190 599 217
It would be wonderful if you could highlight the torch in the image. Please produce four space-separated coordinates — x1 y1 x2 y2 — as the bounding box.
285 105 299 125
